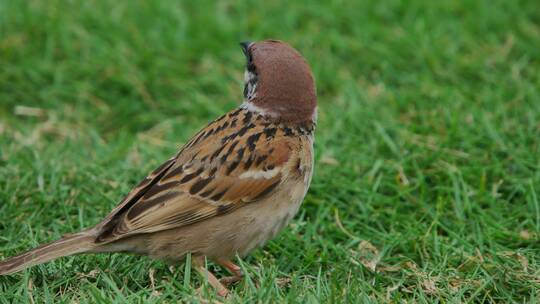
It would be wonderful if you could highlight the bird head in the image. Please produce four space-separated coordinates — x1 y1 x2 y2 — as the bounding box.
240 40 317 124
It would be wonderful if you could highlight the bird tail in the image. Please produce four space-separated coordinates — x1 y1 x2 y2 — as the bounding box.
0 232 97 275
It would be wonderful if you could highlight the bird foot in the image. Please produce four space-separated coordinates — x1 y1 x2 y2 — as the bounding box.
219 274 244 287
196 265 230 298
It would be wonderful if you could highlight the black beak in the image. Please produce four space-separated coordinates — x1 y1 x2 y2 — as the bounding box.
239 41 253 57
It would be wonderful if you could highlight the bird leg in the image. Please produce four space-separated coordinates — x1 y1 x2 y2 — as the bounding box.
193 257 229 297
215 258 244 286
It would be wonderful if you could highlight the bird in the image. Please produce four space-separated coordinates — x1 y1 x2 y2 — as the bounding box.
0 39 317 297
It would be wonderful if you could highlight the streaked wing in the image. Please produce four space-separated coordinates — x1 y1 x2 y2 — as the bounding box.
96 108 297 242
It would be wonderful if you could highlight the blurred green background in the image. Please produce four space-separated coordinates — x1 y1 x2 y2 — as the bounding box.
1 0 539 302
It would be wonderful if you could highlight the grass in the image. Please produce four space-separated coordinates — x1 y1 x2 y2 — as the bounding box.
1 0 539 302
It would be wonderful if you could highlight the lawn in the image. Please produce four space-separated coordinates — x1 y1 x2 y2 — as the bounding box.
1 0 539 302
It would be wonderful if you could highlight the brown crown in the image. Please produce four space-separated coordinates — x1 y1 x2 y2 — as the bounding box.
246 40 317 124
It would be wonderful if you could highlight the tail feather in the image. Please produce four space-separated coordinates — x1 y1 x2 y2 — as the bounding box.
0 232 97 275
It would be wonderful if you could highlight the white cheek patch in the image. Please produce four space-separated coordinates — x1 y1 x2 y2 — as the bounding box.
246 69 256 82
247 82 257 100
244 69 258 101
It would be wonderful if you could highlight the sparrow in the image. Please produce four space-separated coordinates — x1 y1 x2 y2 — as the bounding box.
0 39 317 297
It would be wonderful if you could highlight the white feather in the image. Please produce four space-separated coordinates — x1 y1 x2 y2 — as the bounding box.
239 167 280 179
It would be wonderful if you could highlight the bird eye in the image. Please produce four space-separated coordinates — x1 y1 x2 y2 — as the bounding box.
246 59 255 72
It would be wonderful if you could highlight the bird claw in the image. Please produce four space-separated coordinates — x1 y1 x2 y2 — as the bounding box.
219 275 243 287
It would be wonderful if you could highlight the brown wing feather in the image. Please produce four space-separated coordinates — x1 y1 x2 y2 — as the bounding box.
96 157 176 239
96 108 295 243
